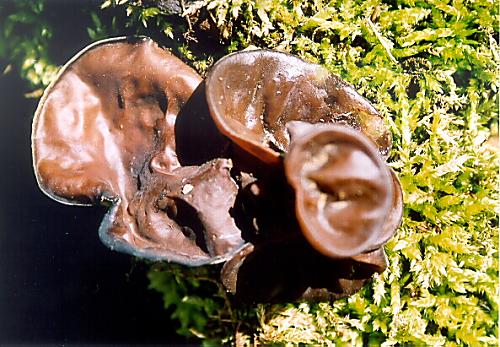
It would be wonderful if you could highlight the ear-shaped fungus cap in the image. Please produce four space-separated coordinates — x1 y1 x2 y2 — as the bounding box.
219 120 402 301
285 121 400 258
205 49 392 165
32 37 244 265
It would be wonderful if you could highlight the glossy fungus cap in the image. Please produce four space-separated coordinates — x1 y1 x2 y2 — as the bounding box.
285 121 395 258
32 37 245 265
205 49 392 164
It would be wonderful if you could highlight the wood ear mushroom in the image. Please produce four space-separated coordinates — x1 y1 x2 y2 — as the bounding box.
32 39 402 302
205 49 392 165
31 37 246 265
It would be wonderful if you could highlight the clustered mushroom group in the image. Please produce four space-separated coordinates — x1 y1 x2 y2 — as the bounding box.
32 37 402 302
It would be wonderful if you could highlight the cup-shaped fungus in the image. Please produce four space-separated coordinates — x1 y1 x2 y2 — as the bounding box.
32 37 245 265
285 121 399 258
205 49 392 165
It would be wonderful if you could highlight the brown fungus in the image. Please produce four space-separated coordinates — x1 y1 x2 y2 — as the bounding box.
205 49 392 165
32 38 403 302
32 37 246 265
202 51 403 301
217 121 402 302
284 121 400 258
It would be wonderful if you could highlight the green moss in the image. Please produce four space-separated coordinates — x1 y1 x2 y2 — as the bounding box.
0 0 58 94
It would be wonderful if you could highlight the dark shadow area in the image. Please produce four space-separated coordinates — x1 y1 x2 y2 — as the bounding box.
0 1 191 345
227 234 382 303
175 82 230 166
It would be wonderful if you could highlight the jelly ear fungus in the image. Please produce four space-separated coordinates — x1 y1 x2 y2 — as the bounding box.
284 121 398 258
205 49 393 165
32 39 402 303
206 50 402 302
31 37 246 265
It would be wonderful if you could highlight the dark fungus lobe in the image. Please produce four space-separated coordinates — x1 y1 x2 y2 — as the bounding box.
32 37 245 265
204 47 403 300
205 49 392 165
221 234 391 303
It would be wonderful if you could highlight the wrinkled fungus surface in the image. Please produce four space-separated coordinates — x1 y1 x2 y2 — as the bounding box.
285 121 394 258
205 49 392 164
32 37 403 302
32 37 245 265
